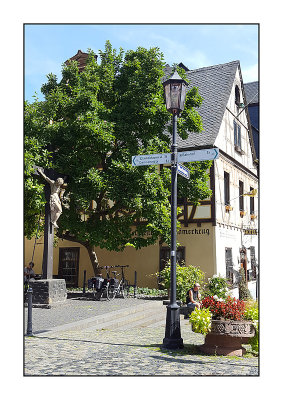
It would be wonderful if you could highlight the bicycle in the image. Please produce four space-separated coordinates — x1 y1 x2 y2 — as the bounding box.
107 266 129 300
88 275 110 301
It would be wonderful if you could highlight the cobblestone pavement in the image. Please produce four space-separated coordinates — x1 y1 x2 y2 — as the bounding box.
24 323 258 376
24 296 150 333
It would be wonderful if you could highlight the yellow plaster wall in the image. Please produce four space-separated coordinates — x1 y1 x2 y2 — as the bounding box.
24 222 216 288
176 223 216 280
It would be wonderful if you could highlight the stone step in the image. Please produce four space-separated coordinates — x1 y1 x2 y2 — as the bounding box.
112 312 165 331
84 302 164 331
37 301 164 335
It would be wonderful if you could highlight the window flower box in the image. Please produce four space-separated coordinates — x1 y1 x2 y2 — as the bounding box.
240 211 246 217
225 205 233 212
250 214 257 220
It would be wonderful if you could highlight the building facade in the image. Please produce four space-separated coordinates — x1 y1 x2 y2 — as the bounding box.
25 58 259 295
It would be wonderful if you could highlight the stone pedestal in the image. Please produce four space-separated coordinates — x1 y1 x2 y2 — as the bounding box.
28 279 67 306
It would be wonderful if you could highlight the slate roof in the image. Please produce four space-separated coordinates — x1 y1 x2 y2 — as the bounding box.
244 81 259 104
165 61 240 150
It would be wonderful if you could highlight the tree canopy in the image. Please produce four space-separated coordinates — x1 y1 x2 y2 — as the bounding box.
24 41 212 272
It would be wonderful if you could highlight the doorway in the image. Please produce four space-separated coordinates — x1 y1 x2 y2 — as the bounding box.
59 247 80 287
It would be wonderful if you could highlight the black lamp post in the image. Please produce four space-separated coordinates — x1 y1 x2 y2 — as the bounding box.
162 70 188 349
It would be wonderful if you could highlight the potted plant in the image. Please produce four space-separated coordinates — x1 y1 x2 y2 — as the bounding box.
190 295 257 356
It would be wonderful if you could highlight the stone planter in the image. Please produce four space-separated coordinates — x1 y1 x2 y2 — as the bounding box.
197 319 255 357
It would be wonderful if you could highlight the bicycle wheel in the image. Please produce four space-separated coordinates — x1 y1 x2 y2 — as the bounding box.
103 283 111 301
107 284 116 300
119 283 126 299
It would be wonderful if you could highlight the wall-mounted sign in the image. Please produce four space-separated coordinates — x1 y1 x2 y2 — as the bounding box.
244 229 258 235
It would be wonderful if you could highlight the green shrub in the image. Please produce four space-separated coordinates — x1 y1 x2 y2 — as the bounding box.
244 300 259 353
204 275 230 299
238 267 252 300
189 307 212 335
244 300 258 321
158 263 205 304
248 321 259 354
128 287 167 296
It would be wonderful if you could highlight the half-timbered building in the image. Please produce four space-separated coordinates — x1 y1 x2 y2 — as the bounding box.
25 57 259 296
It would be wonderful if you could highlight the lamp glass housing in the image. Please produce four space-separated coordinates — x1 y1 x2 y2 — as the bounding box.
163 71 188 114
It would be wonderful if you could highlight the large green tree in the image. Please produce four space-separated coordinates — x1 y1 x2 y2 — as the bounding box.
24 41 212 274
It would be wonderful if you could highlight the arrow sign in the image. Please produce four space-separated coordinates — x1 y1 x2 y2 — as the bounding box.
178 148 219 163
132 153 171 166
132 148 219 166
177 163 190 180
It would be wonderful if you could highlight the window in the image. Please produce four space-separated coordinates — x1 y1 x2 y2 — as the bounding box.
159 246 185 272
235 85 240 106
225 247 233 283
224 171 230 205
239 180 244 211
234 120 242 150
250 186 255 215
250 246 257 279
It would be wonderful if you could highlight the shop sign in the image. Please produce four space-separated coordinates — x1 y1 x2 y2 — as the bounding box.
244 229 258 235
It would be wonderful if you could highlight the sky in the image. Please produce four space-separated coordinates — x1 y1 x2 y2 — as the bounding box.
24 23 258 102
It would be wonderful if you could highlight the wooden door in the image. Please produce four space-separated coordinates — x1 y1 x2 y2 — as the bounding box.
59 247 80 287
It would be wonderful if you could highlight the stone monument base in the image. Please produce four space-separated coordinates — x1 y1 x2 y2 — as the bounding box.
27 279 67 306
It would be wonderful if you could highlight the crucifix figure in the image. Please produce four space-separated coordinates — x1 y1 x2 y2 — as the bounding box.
37 167 64 228
35 166 67 279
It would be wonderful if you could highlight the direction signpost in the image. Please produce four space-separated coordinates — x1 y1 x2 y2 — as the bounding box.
131 148 219 167
177 163 190 180
132 145 219 349
178 147 219 163
132 153 171 166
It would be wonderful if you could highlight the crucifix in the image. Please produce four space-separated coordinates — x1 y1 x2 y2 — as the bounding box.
36 167 67 279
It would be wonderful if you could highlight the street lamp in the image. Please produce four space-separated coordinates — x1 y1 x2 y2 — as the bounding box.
162 70 188 349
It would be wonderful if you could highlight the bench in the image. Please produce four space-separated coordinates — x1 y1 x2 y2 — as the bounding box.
180 305 195 319
163 301 195 319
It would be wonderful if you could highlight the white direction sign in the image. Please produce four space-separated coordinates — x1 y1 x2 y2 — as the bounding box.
178 148 219 162
132 153 170 166
177 163 190 180
132 148 219 166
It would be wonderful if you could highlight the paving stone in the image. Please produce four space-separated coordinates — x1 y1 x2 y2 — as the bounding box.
24 325 258 376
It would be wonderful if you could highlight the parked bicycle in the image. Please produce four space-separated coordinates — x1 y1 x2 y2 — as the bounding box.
88 274 110 301
108 266 130 299
88 265 129 301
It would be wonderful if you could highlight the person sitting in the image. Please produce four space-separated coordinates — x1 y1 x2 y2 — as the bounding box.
186 283 201 311
24 262 36 284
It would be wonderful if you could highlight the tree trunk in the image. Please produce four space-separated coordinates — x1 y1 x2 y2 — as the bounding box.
86 245 100 276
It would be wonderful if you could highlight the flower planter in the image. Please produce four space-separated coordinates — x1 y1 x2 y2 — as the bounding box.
197 319 255 356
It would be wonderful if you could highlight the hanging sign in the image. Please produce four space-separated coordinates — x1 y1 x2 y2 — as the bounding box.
244 229 258 235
